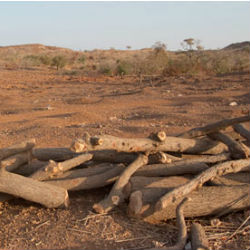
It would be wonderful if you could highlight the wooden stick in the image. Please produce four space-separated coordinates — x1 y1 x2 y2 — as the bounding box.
128 185 250 223
0 139 35 161
191 223 209 250
209 172 250 186
93 154 148 214
208 132 248 159
233 124 250 143
30 153 93 181
0 151 32 172
155 159 250 212
149 198 189 250
13 160 48 176
178 115 250 138
71 133 227 155
0 169 69 208
45 164 126 190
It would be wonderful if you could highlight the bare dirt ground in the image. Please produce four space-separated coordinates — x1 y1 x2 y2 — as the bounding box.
0 68 249 250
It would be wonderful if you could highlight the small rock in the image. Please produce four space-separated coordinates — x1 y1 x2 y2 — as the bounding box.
229 101 238 106
178 94 183 97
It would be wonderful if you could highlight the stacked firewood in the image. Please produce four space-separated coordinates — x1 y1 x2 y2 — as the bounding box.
0 115 250 249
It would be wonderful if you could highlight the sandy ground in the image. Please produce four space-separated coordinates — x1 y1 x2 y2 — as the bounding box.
0 68 249 250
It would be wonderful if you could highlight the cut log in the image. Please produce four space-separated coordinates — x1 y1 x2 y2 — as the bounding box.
123 176 192 198
93 154 148 214
30 153 93 181
45 164 126 190
208 132 248 159
233 124 250 143
149 198 189 250
128 185 250 223
0 151 32 172
0 169 69 208
71 133 227 155
134 161 209 177
32 147 79 161
155 159 250 212
190 223 209 250
0 139 35 161
180 152 231 162
178 115 250 138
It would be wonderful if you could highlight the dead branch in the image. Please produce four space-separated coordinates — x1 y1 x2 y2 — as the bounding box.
149 198 189 250
0 151 32 172
178 115 250 138
32 147 79 161
0 169 69 208
209 172 250 186
134 162 209 177
30 153 93 181
71 133 227 155
0 139 35 161
13 160 48 176
155 159 250 212
208 132 248 159
45 164 126 190
128 185 250 223
233 123 250 143
93 154 148 214
190 223 209 250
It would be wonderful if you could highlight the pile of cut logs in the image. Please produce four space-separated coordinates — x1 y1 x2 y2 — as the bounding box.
0 115 249 249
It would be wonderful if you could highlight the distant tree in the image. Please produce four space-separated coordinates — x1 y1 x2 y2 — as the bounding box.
183 38 195 50
51 55 66 70
126 45 132 50
152 41 167 54
78 55 86 64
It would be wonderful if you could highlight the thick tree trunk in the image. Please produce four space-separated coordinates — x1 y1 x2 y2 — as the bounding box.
128 185 250 223
0 169 69 208
71 133 227 155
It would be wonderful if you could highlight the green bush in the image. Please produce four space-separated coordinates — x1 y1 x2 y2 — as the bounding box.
78 55 86 64
116 61 132 76
98 64 112 76
39 55 52 65
51 55 67 70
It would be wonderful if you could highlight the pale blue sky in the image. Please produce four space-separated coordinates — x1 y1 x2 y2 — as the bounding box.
0 1 249 51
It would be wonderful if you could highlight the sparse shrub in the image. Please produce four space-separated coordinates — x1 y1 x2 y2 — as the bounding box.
22 55 41 66
78 55 86 64
39 55 52 65
51 55 67 70
116 61 133 76
98 64 112 76
152 41 167 54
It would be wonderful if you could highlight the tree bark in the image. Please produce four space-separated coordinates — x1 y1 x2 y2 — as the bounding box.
128 185 250 223
155 159 250 212
93 154 148 214
71 133 227 155
209 172 250 186
30 153 93 181
0 139 35 161
0 169 69 208
208 132 248 159
190 223 209 250
178 115 250 138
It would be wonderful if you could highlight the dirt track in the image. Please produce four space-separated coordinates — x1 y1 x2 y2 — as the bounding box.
0 68 249 249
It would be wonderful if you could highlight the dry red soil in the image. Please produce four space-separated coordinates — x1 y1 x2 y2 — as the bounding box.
0 68 249 250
